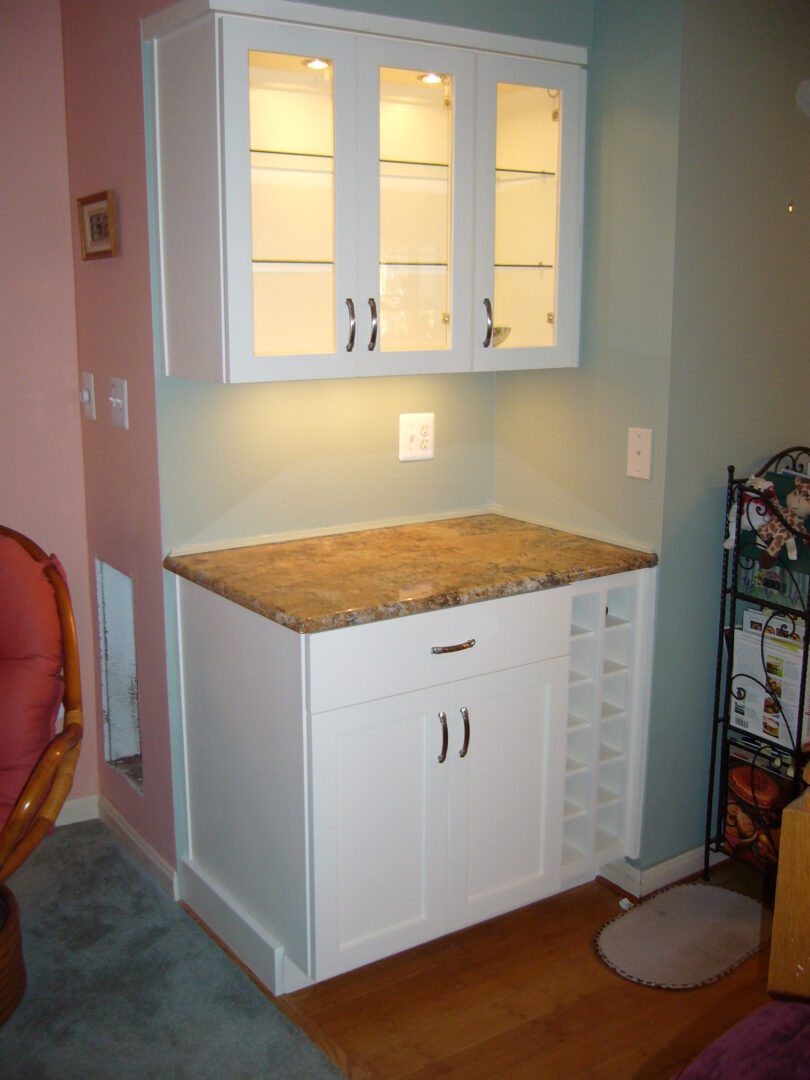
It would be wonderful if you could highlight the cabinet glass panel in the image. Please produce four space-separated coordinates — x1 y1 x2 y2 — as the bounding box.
249 51 335 355
492 82 560 350
379 67 453 352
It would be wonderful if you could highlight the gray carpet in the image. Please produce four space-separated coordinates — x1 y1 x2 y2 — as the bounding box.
0 821 342 1079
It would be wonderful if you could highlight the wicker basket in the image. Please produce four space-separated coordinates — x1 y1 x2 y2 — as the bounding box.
0 884 26 1026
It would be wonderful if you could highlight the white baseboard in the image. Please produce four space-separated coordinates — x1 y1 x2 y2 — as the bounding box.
56 793 100 826
99 796 178 899
599 845 728 899
180 857 311 996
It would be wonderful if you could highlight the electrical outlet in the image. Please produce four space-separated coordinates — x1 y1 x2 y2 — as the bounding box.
627 427 652 479
399 413 435 462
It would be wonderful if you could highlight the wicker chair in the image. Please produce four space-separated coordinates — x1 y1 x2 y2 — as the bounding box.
0 525 83 1025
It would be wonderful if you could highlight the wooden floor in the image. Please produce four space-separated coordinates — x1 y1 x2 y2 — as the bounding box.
276 868 773 1079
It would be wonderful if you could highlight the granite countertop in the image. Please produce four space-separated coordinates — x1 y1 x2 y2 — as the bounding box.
163 514 657 634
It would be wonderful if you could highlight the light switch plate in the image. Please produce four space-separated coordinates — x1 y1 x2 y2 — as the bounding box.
627 427 652 479
399 413 435 462
109 377 129 430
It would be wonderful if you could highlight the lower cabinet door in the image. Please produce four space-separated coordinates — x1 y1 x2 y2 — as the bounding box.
310 658 567 980
446 659 568 931
310 689 450 981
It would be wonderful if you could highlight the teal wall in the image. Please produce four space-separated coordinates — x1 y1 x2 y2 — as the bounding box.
495 0 810 870
303 0 594 44
493 0 683 550
640 0 810 867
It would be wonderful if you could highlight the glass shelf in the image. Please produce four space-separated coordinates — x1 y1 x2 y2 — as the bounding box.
381 157 448 169
251 147 334 160
382 261 449 268
496 167 555 177
253 259 334 265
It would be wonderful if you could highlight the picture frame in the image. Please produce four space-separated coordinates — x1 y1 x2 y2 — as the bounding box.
77 190 119 260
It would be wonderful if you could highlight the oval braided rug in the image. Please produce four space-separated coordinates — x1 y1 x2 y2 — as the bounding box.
594 882 771 990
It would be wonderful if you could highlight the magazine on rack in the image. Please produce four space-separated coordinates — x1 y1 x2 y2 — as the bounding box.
743 608 805 644
730 626 810 751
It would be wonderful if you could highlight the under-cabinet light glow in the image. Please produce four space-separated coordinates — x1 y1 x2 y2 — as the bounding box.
305 58 329 70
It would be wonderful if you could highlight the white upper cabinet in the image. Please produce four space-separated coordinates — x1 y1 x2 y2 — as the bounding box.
146 7 585 382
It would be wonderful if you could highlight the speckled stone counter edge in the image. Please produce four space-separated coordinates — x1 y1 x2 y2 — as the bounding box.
164 514 657 634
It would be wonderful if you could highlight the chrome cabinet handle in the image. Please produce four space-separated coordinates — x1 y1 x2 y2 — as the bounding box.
345 298 356 352
431 638 476 655
459 706 470 758
482 298 493 348
437 711 448 764
367 297 378 351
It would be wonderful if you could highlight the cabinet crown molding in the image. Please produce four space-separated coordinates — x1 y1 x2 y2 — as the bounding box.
142 0 588 67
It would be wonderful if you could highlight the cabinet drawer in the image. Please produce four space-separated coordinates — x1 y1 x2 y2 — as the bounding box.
308 587 570 713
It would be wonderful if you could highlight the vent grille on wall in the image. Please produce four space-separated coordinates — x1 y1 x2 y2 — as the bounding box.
96 559 143 789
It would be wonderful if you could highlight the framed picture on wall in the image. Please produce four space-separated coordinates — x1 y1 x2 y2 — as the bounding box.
77 190 119 260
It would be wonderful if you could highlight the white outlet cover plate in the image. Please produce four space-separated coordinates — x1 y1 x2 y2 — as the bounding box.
627 426 652 479
399 412 435 462
110 376 129 430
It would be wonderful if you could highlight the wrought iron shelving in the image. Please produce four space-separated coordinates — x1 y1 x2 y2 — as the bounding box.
704 446 810 878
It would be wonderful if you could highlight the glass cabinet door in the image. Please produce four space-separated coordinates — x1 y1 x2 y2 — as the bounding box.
358 43 473 375
221 22 358 381
474 56 585 371
249 50 336 357
493 82 559 350
378 66 452 354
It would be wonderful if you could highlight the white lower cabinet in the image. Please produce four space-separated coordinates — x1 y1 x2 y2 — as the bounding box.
172 570 653 993
311 659 567 980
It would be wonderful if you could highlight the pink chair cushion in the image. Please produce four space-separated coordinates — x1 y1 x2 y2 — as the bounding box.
0 537 64 832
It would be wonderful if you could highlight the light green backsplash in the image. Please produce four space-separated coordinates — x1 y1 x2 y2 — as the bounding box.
157 374 495 550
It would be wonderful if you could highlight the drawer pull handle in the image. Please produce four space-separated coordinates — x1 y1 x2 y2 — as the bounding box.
459 706 470 758
431 638 476 655
437 711 448 764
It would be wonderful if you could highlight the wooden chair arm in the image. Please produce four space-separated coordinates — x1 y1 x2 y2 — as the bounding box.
0 712 83 882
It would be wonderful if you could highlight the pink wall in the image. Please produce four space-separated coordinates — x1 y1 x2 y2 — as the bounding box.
0 0 98 804
59 0 176 866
